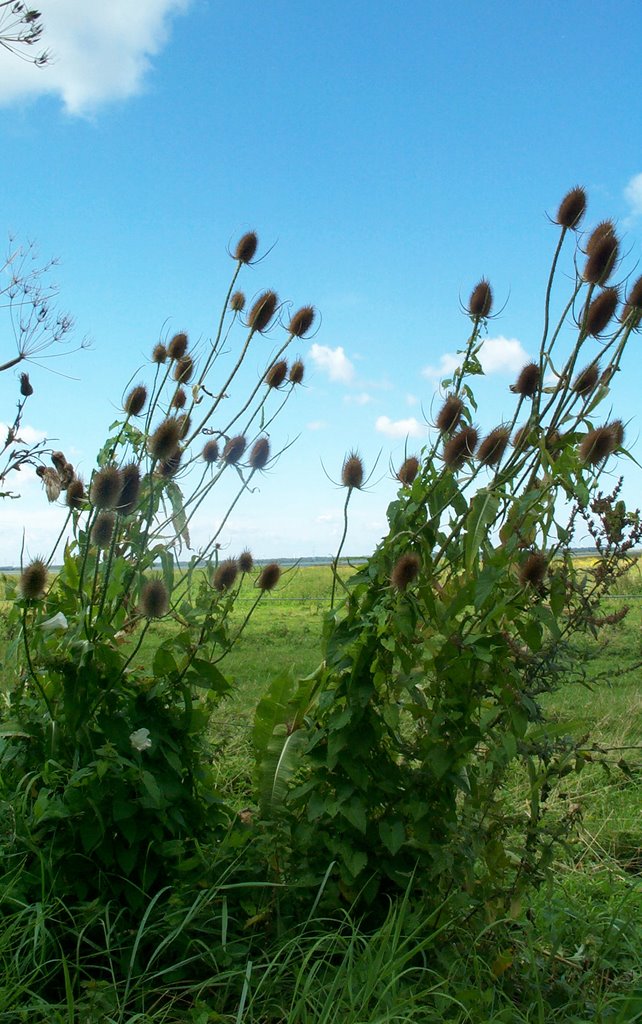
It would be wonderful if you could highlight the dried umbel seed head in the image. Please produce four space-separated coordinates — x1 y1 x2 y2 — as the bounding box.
579 425 618 465
258 562 281 591
230 290 246 312
213 559 239 592
477 426 510 467
341 451 364 489
397 455 420 486
512 362 540 399
519 552 548 587
288 305 316 337
152 342 167 364
37 466 62 502
91 511 115 549
202 439 219 463
583 229 619 285
289 359 305 384
171 386 187 410
234 231 258 264
572 362 600 396
265 359 288 388
20 558 47 600
148 417 181 461
249 437 270 470
119 463 141 515
66 477 86 511
238 549 254 573
140 578 169 619
158 449 182 478
391 552 421 591
19 372 33 397
167 332 188 361
222 434 247 464
436 394 464 433
174 354 194 384
248 290 278 332
468 279 493 318
90 466 123 510
443 426 478 469
124 384 147 417
583 287 618 336
555 186 587 230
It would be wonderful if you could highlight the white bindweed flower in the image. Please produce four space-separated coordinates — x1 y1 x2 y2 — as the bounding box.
129 728 152 752
40 612 69 633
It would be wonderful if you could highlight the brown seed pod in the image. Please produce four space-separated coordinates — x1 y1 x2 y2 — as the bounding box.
341 451 364 489
202 439 219 463
609 419 625 447
572 363 600 396
171 386 187 410
124 384 147 417
222 435 247 464
512 423 532 449
248 290 278 332
230 290 246 312
583 230 619 285
512 362 540 399
288 305 315 337
158 449 183 478
397 455 420 485
152 342 168 364
213 559 239 592
238 550 254 573
148 417 181 461
443 426 478 469
58 462 75 490
50 451 67 474
621 275 642 326
585 219 616 255
265 360 288 388
140 578 169 619
174 354 194 384
468 279 493 318
583 287 618 336
249 437 270 470
234 231 258 264
391 552 421 591
477 426 510 467
37 466 61 502
118 463 141 516
258 562 281 591
167 332 188 361
176 414 191 440
19 372 33 397
90 466 123 510
91 511 115 549
19 558 47 600
289 359 305 384
519 552 548 587
436 394 464 433
66 477 86 511
579 425 618 464
555 185 587 229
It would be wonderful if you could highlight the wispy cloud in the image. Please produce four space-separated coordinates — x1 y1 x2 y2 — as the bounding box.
624 173 642 221
309 343 355 384
375 415 427 439
422 335 528 382
344 392 372 406
0 0 192 115
306 420 327 431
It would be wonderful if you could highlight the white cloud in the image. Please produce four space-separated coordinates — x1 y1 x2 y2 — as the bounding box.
624 173 642 219
422 336 528 382
0 0 192 115
344 392 372 406
405 393 418 407
422 352 461 381
306 420 326 431
309 343 355 384
375 415 427 440
0 422 47 445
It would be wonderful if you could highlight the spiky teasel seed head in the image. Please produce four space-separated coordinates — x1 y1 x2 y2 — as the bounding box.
19 372 33 397
124 384 147 417
391 552 421 591
512 423 532 449
213 558 239 592
585 219 616 254
234 231 258 264
148 417 181 461
583 229 619 285
222 435 247 464
158 449 182 478
174 355 194 384
583 287 619 336
167 332 188 361
119 463 141 515
288 305 316 337
397 455 420 485
621 275 642 326
258 562 281 591
176 414 191 439
265 360 288 389
477 426 510 466
202 439 219 463
171 386 187 410
609 419 625 447
443 426 478 470
20 558 47 600
545 428 563 457
91 511 115 549
248 290 278 332
572 362 600 396
152 342 167 364
50 454 74 490
555 185 587 229
249 437 270 470
230 290 246 312
239 549 253 573
67 477 86 511
140 578 169 619
512 362 540 399
90 466 123 510
436 394 464 433
289 359 304 384
341 451 364 489
468 279 493 318
50 451 67 474
519 552 548 587
579 424 619 464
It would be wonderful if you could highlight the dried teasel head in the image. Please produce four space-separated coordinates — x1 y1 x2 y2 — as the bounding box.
288 306 316 338
555 185 587 229
477 426 510 467
36 466 62 503
90 466 123 510
234 231 258 264
518 552 548 588
176 414 191 439
249 437 270 470
621 275 642 326
167 332 188 361
158 449 183 478
152 342 167 364
511 362 540 399
213 559 239 592
202 439 219 463
222 435 247 464
66 477 86 511
58 462 75 490
579 424 619 465
174 355 194 384
248 290 278 333
238 549 254 573
391 552 421 591
512 423 532 449
609 419 625 447
119 463 141 515
397 455 420 485
583 287 619 336
585 219 616 255
91 511 115 549
265 360 288 388
468 279 493 318
230 290 246 312
258 562 281 591
124 384 147 417
572 362 600 396
171 386 187 410
140 578 169 619
436 394 464 433
289 359 305 384
50 451 67 474
19 558 47 600
583 226 619 285
19 372 33 397
341 451 364 489
443 426 478 470
148 417 181 461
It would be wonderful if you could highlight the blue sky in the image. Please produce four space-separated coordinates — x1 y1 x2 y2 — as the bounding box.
1 0 642 563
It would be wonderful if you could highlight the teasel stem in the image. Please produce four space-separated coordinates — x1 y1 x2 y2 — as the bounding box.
330 488 353 610
77 500 99 600
186 325 258 445
539 227 567 358
86 549 103 636
212 591 266 664
242 378 295 440
46 509 72 567
22 606 54 719
94 512 121 630
120 461 158 606
144 362 174 440
89 620 152 716
190 262 242 397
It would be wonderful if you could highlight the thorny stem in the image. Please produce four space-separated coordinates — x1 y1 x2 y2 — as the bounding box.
46 509 72 567
22 605 54 719
331 489 353 610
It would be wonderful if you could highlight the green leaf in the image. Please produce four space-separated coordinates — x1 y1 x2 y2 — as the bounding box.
379 819 405 855
465 488 501 572
339 796 366 834
165 480 190 548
